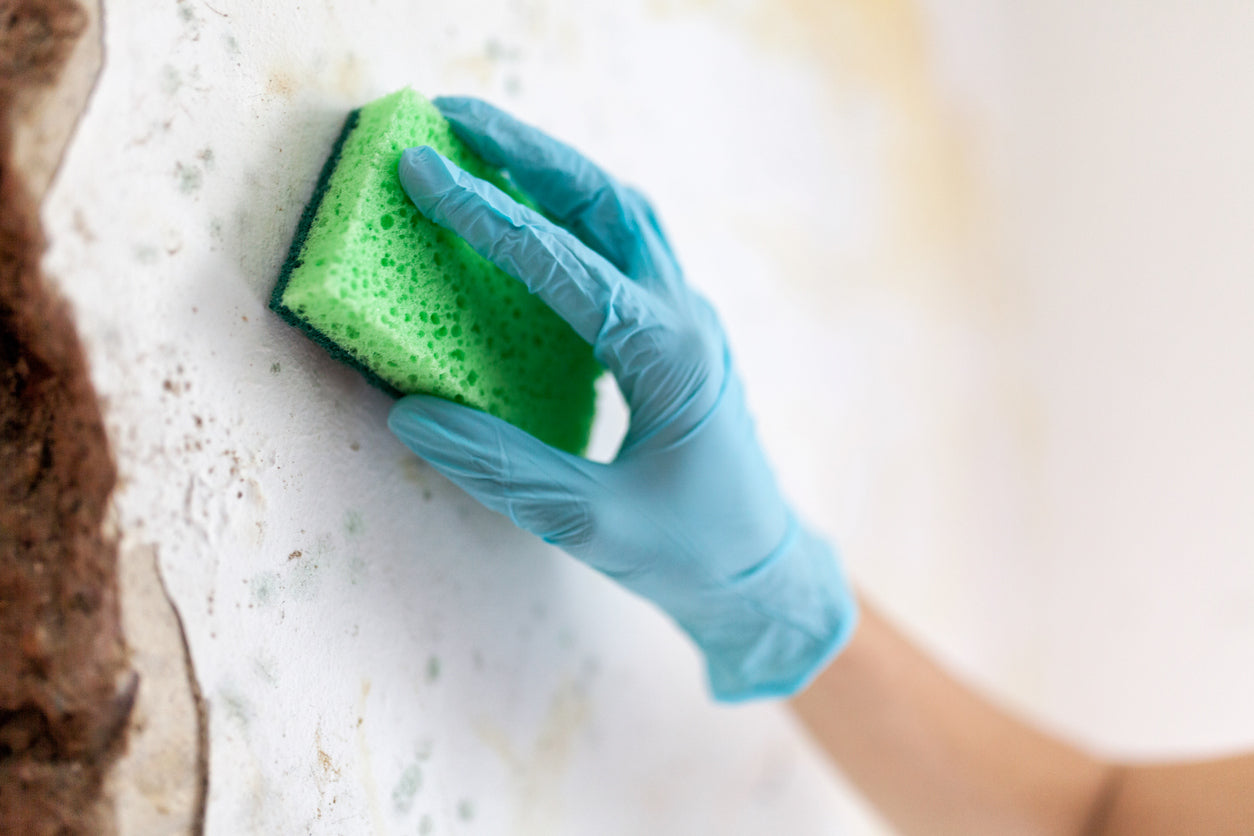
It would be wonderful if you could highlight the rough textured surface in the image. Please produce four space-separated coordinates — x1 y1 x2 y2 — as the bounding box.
0 1 131 833
38 0 1254 834
274 88 600 454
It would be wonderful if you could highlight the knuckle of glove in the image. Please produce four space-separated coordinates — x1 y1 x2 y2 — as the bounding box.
512 495 600 550
656 303 725 388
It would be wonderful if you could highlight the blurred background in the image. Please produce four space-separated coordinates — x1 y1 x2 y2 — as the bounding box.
38 0 1254 833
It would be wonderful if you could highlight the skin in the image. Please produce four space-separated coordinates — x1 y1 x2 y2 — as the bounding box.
791 599 1254 835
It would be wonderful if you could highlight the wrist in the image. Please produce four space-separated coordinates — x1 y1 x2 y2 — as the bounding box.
691 517 859 702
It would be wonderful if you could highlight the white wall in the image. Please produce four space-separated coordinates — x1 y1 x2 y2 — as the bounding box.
995 3 1254 756
41 0 1254 834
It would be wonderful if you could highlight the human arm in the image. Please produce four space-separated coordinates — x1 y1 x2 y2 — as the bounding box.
386 97 1254 833
793 598 1254 836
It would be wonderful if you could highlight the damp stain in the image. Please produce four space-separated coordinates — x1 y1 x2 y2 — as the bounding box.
330 52 365 98
425 655 440 684
400 457 429 486
160 64 181 95
473 678 589 831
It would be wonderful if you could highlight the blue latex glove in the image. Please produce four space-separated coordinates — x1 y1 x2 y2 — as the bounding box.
388 97 858 701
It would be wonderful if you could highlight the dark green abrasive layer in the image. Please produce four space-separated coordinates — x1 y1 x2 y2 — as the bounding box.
271 88 601 455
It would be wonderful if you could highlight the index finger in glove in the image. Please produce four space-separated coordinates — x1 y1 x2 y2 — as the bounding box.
399 145 663 397
434 96 678 286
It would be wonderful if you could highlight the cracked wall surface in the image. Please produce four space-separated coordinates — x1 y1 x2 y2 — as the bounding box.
18 0 1254 834
1 2 128 833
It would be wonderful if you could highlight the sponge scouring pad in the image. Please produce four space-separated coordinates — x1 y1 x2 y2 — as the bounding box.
271 88 601 455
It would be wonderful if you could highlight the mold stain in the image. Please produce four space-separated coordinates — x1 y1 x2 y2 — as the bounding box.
217 685 252 730
425 655 441 684
251 653 278 685
248 572 277 607
174 161 203 194
160 64 182 96
287 555 322 600
390 762 423 813
343 509 364 536
348 554 367 586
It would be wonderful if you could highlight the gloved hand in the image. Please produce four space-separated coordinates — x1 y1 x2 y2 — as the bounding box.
388 97 858 701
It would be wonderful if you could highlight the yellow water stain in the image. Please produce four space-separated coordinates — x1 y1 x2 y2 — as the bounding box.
263 52 365 105
442 53 496 86
473 679 591 833
332 53 366 99
265 69 297 100
658 0 1001 318
354 678 387 835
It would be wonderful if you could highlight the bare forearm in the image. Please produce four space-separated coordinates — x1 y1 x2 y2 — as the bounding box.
1096 755 1254 836
792 598 1254 835
791 599 1112 836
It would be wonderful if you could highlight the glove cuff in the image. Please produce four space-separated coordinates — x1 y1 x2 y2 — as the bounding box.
691 517 859 702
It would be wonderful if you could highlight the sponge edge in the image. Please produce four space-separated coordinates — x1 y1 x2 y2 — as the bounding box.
271 89 601 455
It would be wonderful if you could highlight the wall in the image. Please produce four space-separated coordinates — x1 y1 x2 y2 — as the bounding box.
995 3 1254 755
37 0 1254 834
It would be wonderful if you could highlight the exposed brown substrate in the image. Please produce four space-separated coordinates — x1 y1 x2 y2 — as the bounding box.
1 1 132 833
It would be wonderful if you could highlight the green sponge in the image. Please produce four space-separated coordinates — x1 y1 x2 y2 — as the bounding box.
271 88 601 455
